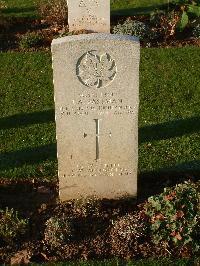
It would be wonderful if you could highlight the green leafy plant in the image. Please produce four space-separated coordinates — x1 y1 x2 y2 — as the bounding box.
113 19 155 41
177 10 189 31
176 1 200 31
144 181 200 252
0 208 28 245
19 32 43 50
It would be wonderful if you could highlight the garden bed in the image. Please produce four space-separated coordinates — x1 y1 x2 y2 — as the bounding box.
0 16 200 52
0 178 199 264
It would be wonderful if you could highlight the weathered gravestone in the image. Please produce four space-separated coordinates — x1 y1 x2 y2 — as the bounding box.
52 34 140 201
67 0 110 33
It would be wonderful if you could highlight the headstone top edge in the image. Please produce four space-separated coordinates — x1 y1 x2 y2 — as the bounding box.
51 33 140 46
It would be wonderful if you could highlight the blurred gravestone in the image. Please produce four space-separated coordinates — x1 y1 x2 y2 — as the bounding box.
67 0 110 33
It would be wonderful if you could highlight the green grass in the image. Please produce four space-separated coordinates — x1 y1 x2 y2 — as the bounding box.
31 257 199 266
0 52 56 179
0 47 200 180
1 0 179 18
1 0 40 18
111 0 179 16
139 47 200 174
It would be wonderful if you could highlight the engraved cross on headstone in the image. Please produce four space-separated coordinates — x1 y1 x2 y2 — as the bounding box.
67 0 110 33
84 119 112 161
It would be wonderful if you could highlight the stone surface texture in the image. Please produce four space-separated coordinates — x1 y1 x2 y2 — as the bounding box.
67 0 110 33
52 34 140 201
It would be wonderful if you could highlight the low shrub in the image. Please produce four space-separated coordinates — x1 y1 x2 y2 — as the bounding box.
19 32 43 50
44 215 74 248
112 19 156 41
0 208 28 245
144 181 200 252
109 213 147 258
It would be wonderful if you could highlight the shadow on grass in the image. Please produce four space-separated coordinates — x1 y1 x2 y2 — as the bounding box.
0 112 199 172
139 116 200 143
0 112 199 201
1 111 199 141
138 163 200 201
0 110 55 130
0 143 56 171
2 6 37 17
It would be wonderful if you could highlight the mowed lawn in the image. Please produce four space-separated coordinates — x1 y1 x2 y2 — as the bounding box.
0 47 199 180
111 0 179 15
2 0 179 17
47 258 199 266
1 0 40 18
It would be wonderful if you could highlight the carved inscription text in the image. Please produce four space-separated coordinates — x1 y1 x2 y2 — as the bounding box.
60 92 136 117
65 163 132 178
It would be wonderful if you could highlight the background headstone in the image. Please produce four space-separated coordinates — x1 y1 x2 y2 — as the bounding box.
52 34 140 201
67 0 110 33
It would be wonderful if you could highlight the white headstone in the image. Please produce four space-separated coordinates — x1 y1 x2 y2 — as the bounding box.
52 34 140 201
67 0 110 33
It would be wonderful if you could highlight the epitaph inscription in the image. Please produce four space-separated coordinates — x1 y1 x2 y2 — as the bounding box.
52 34 140 201
67 0 110 33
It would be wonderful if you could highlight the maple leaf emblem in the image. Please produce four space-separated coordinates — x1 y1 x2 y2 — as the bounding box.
77 51 117 88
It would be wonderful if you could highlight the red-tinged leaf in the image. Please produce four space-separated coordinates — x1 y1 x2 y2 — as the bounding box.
171 231 176 237
155 213 165 221
176 210 184 219
175 232 182 241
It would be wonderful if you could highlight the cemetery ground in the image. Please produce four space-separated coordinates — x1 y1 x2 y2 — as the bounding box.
0 0 200 265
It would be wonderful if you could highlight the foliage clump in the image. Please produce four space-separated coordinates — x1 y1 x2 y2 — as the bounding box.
19 32 43 50
44 215 74 248
0 208 28 245
113 19 155 41
144 181 200 252
109 213 147 258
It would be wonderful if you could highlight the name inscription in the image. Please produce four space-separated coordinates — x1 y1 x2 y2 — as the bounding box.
60 92 136 117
